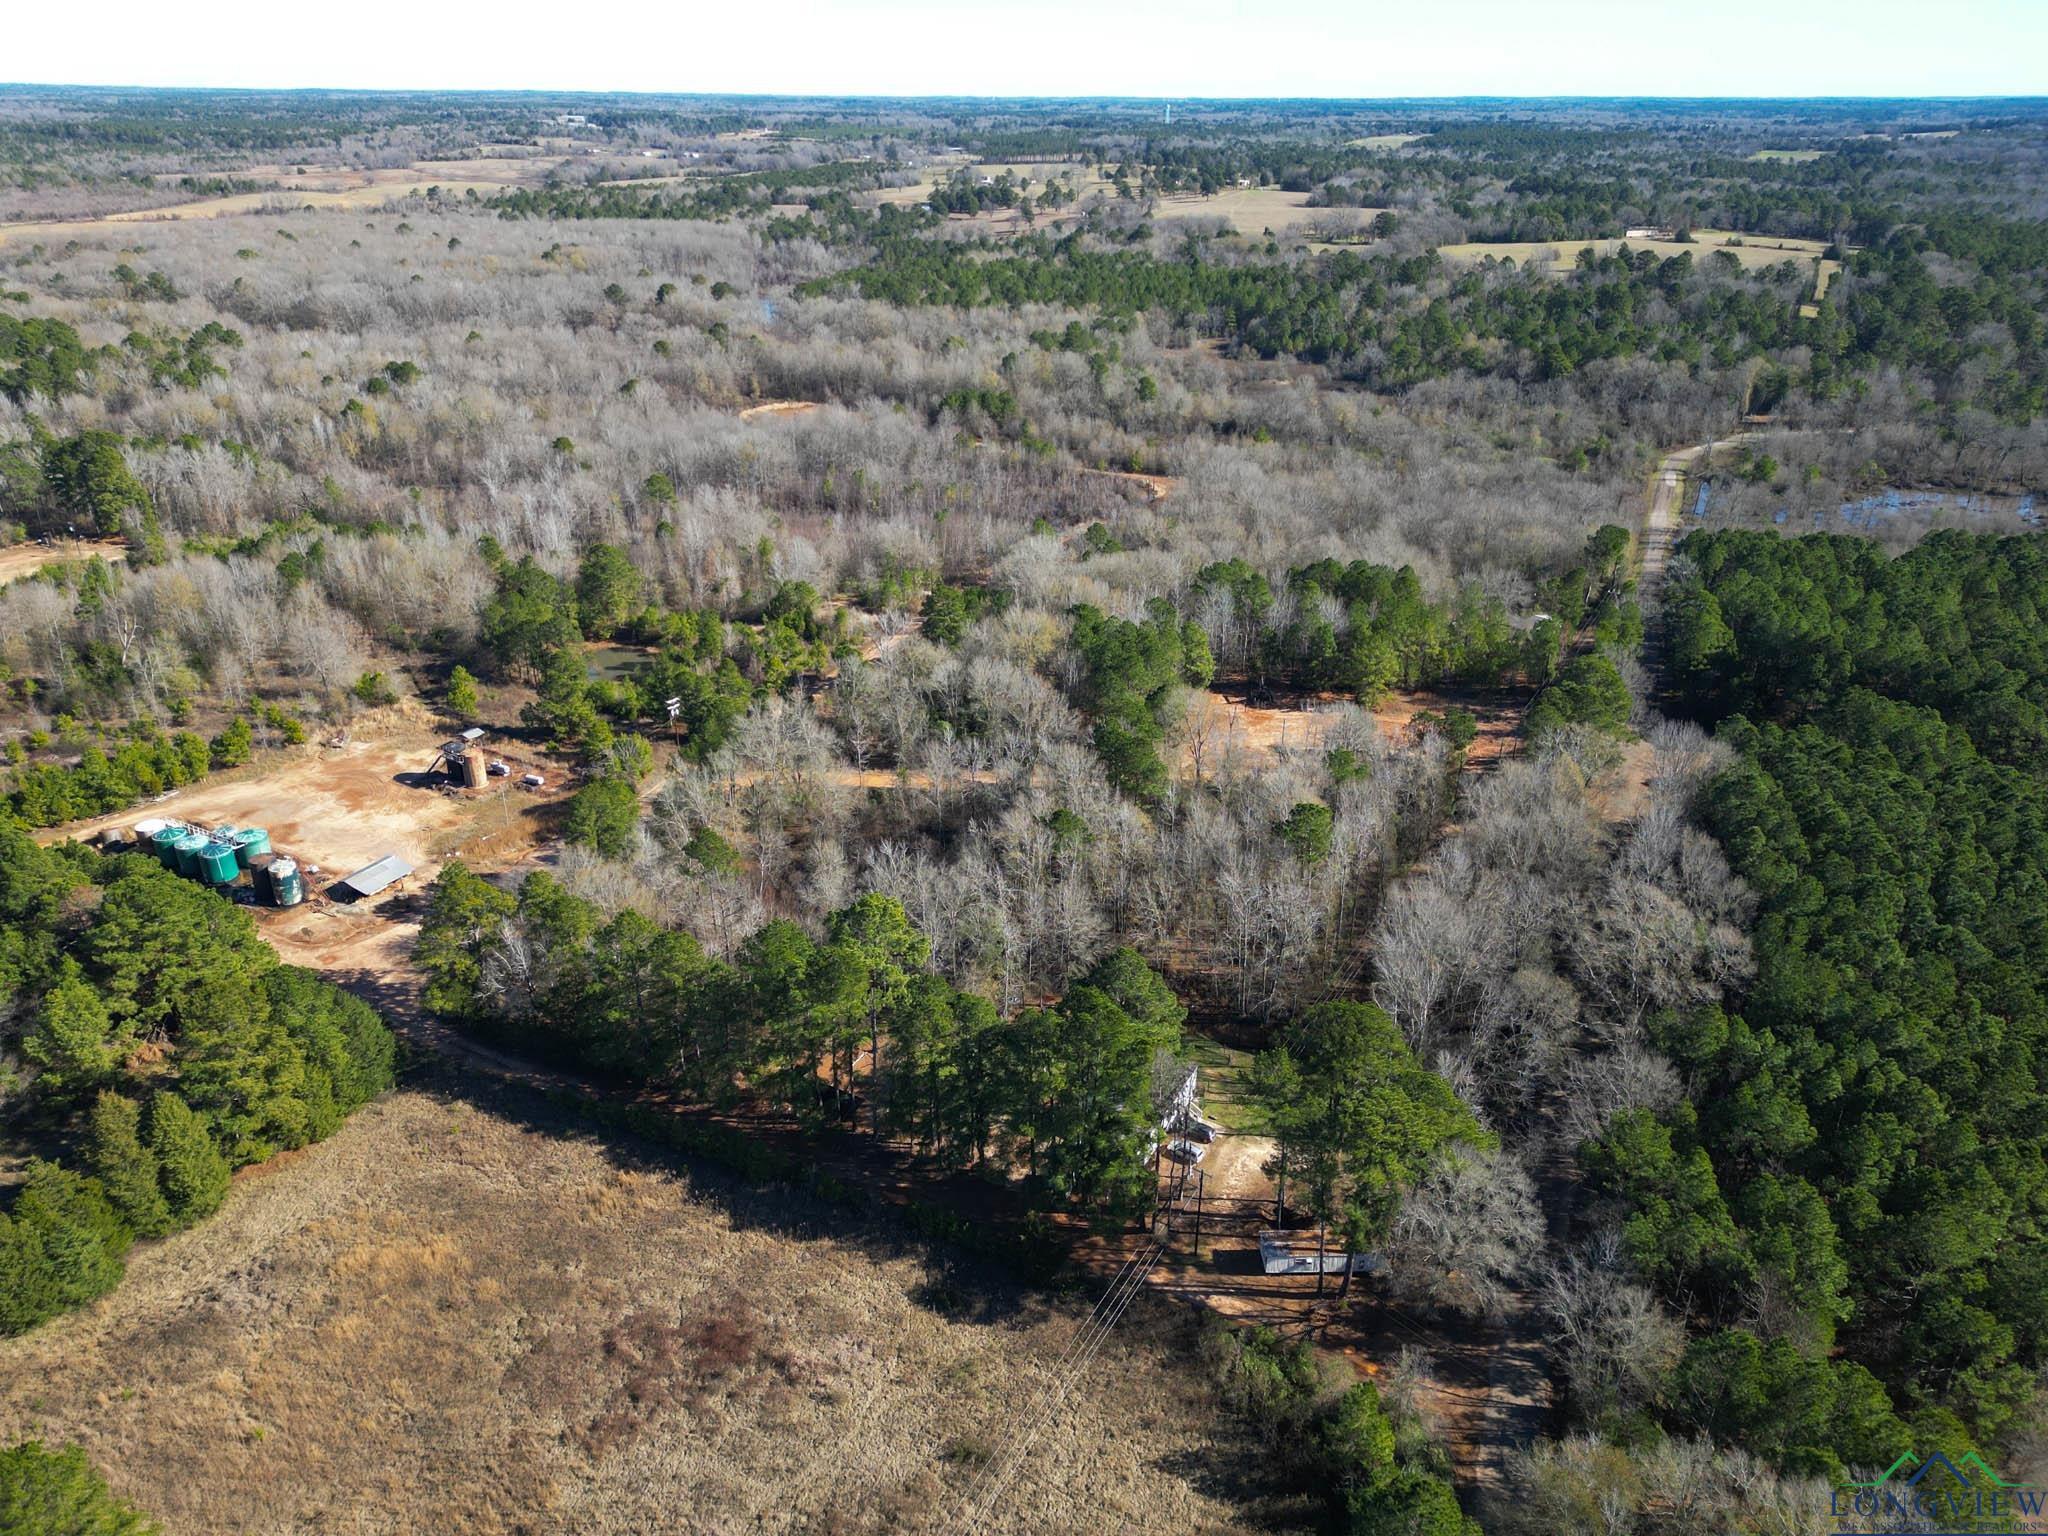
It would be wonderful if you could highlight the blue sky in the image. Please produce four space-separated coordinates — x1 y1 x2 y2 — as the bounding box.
8 0 2045 97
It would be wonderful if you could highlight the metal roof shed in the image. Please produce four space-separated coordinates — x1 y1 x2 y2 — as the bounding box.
338 853 414 899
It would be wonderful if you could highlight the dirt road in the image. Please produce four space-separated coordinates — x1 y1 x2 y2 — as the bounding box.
1639 433 1753 593
1427 430 1748 1491
1640 442 1702 588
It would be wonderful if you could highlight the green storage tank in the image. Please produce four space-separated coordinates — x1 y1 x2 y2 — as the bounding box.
269 857 305 907
197 842 239 886
152 826 189 868
232 827 272 867
171 831 209 877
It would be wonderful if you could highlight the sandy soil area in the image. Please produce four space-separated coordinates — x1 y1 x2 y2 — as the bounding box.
38 707 571 989
737 398 821 421
0 537 127 585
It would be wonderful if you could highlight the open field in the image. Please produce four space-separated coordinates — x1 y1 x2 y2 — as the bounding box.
1440 226 1837 275
1748 148 1828 162
1443 227 1842 315
870 163 1332 235
0 155 568 242
0 1090 1280 1536
1346 134 1426 150
871 159 1106 204
1148 184 1328 232
0 537 127 586
223 156 566 197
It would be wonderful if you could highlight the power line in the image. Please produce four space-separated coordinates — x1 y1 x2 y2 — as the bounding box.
944 1239 1159 1525
952 1239 1170 1535
963 1241 1168 1533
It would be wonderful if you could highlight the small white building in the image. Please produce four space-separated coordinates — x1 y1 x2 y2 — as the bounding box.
1257 1230 1384 1277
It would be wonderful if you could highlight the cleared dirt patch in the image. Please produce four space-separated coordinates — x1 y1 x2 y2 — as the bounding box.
41 713 564 883
36 709 570 990
0 1090 1279 1536
1179 691 1346 779
738 398 822 421
1371 690 1521 768
0 537 127 586
1079 465 1178 503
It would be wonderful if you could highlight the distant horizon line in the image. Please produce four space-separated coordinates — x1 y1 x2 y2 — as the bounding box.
3 82 2045 105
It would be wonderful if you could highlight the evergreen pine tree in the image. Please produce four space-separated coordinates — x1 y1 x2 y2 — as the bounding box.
146 1094 230 1225
85 1092 172 1239
21 961 120 1095
0 1440 160 1535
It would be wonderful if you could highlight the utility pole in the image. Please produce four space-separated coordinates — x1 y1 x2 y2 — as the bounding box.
1153 1136 1164 1236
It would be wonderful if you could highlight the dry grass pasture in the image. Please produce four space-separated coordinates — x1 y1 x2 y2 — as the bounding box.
0 155 568 243
1147 184 1323 232
871 164 1328 235
1442 228 1842 315
0 1091 1283 1536
1440 227 1836 274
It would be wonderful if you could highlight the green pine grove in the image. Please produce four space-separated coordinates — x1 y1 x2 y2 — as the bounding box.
0 828 396 1337
1591 529 2048 1466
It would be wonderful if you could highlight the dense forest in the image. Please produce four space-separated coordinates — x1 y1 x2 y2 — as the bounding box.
2 88 2046 1536
1607 531 2048 1460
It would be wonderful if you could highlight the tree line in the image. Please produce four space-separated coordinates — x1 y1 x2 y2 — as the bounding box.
417 865 1477 1229
420 868 1195 1215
